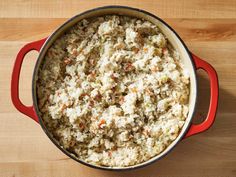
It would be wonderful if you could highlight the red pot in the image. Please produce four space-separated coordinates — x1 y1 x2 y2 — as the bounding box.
11 6 219 170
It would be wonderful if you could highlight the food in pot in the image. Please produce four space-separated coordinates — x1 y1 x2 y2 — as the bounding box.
37 15 190 167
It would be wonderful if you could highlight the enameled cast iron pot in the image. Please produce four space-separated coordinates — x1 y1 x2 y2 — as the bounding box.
11 6 219 170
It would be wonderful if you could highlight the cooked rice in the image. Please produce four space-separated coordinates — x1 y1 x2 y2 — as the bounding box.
37 15 190 167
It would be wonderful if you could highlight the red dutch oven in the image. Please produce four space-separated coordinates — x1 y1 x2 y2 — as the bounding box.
11 6 219 170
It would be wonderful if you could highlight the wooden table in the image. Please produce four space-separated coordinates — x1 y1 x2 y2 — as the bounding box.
0 0 235 176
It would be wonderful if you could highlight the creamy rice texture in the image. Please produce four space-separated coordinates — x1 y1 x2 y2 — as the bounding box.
37 15 190 167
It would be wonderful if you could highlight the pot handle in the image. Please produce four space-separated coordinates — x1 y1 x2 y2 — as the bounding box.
11 38 47 123
184 53 219 138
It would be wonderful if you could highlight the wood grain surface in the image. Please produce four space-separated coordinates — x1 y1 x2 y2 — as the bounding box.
0 0 235 177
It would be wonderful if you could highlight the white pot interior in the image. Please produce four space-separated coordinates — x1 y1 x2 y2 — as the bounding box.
34 6 197 170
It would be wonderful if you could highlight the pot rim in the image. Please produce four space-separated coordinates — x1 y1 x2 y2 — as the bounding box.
32 5 198 171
